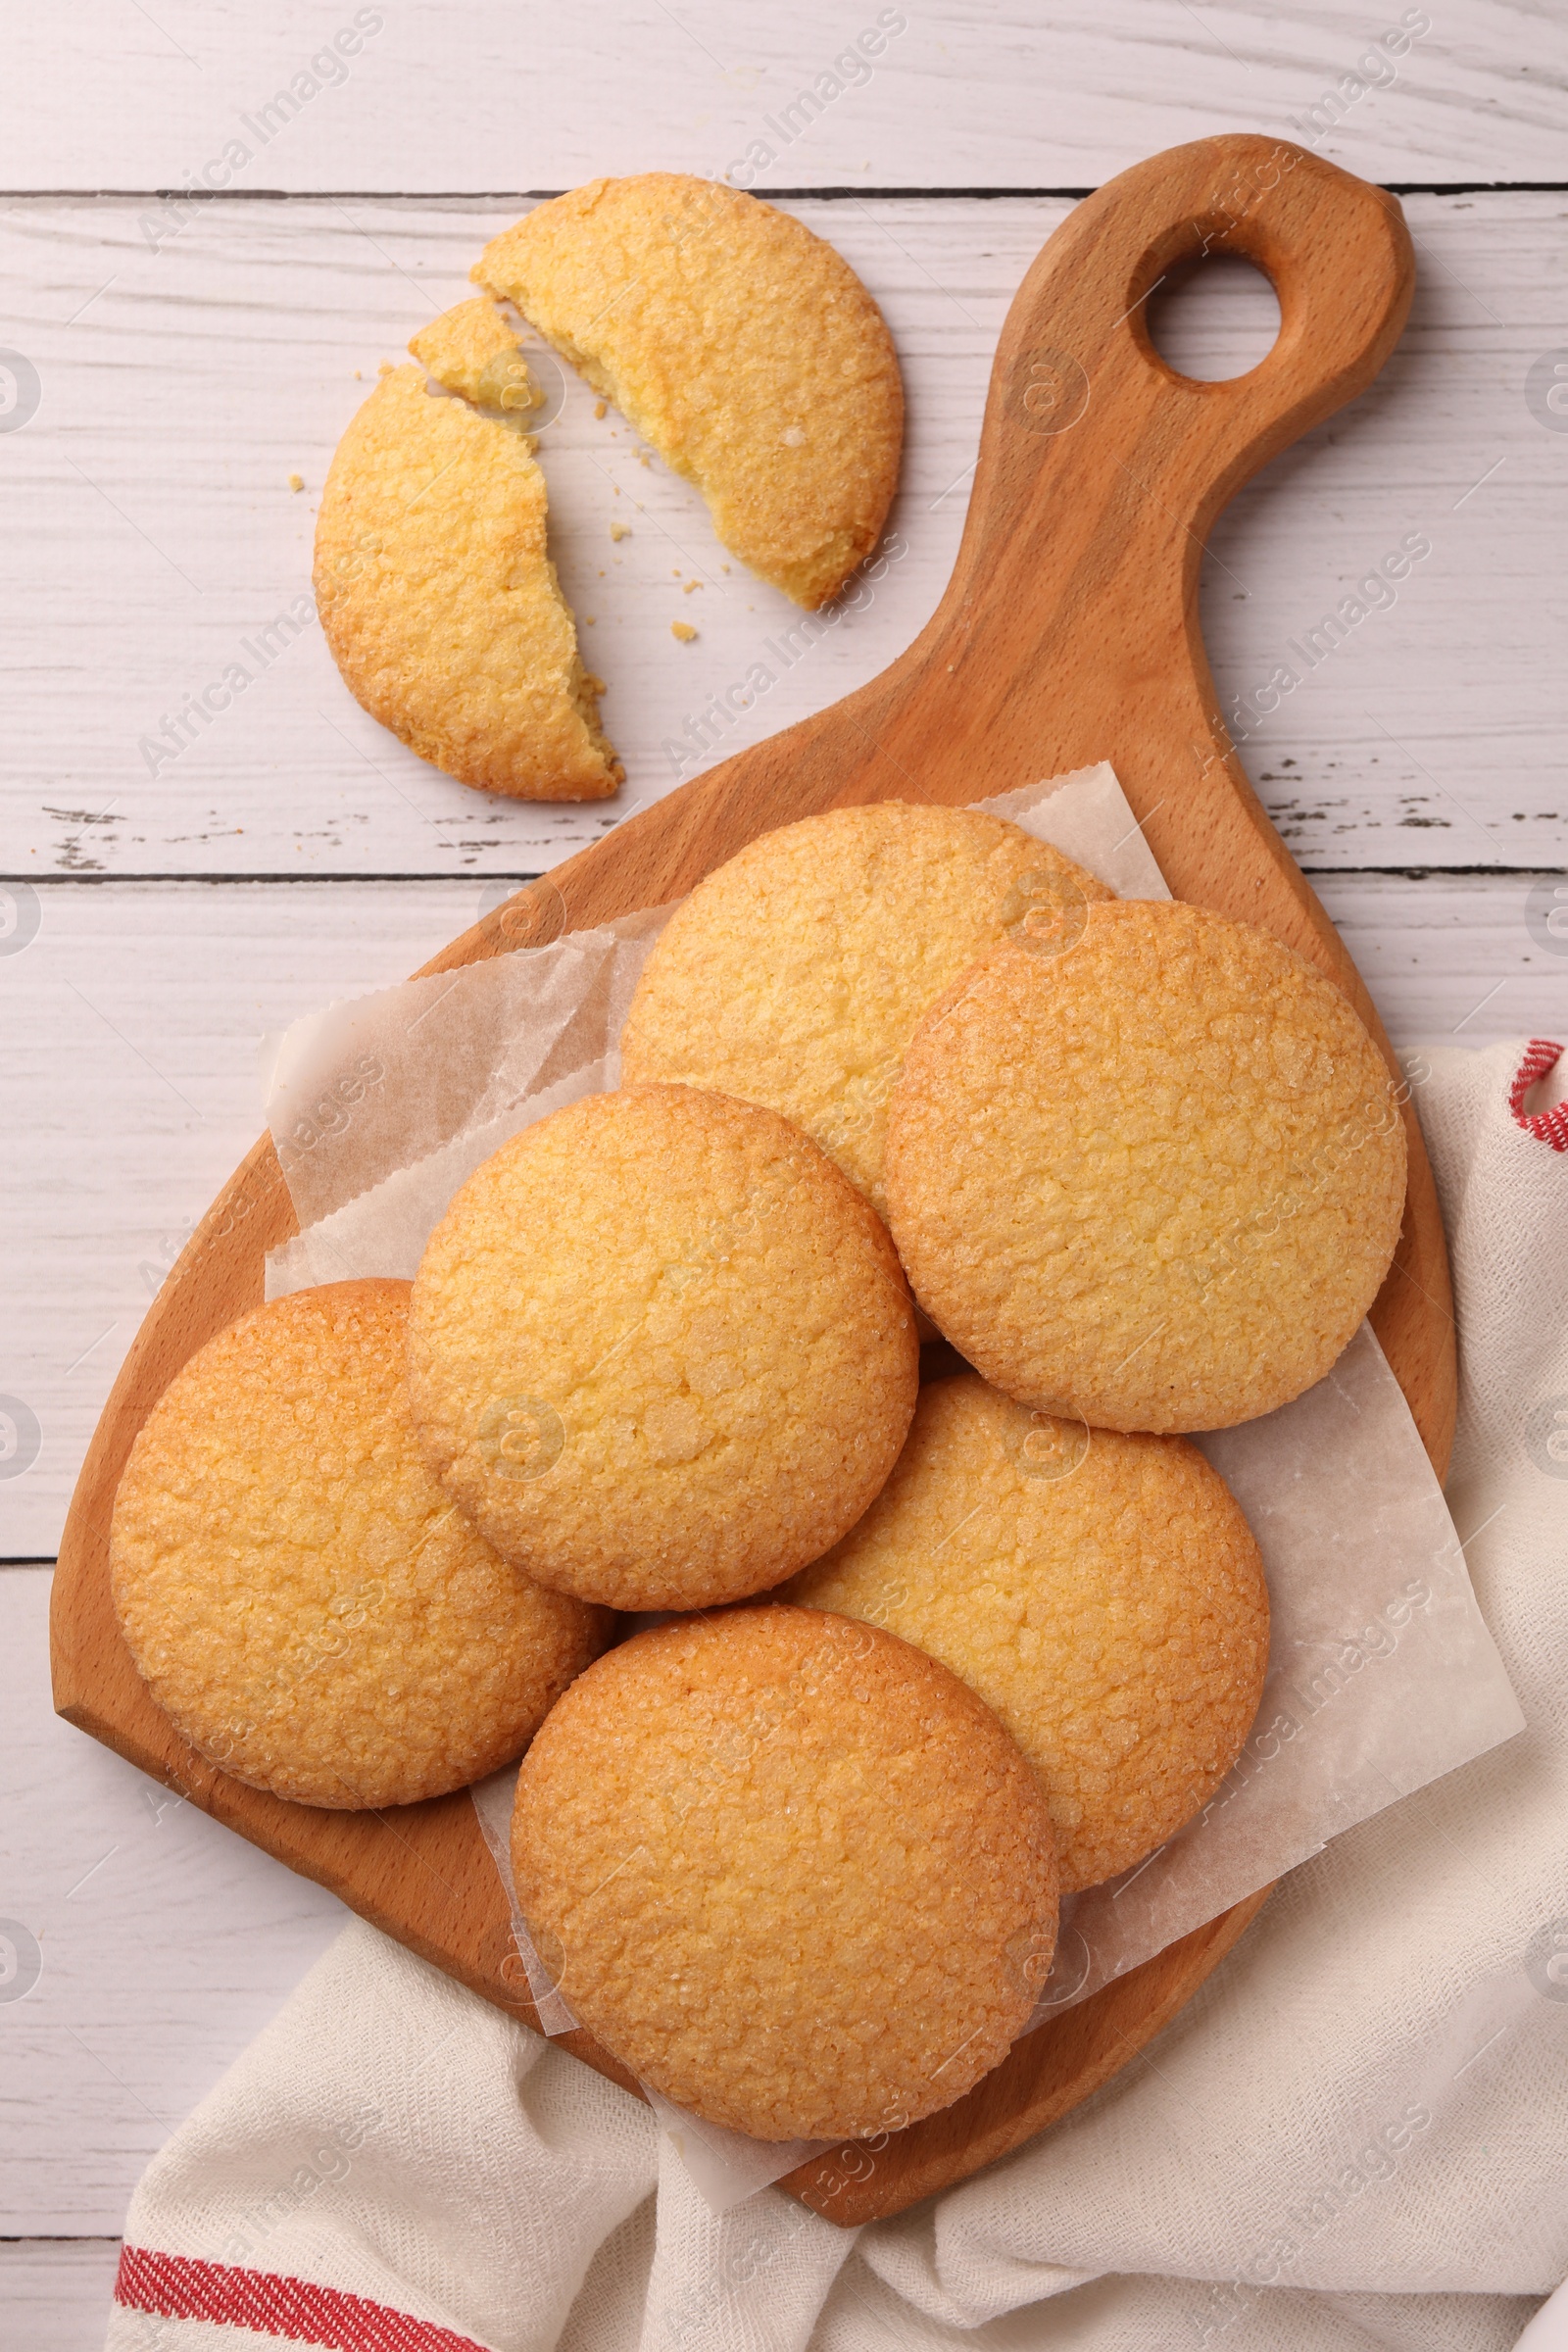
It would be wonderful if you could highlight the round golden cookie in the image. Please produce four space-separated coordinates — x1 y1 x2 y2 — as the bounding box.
885 900 1407 1432
407 1085 918 1611
512 1604 1058 2140
619 801 1110 1216
315 308 619 802
109 1281 610 1809
475 175 903 609
788 1374 1269 1891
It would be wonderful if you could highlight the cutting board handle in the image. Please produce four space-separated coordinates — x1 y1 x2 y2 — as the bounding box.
935 135 1414 682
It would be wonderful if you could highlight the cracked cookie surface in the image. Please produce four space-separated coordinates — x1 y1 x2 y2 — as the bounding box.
408 1086 919 1610
789 1373 1269 1890
316 304 619 801
110 1280 610 1808
512 1605 1057 2139
885 901 1407 1432
620 801 1111 1216
476 174 903 608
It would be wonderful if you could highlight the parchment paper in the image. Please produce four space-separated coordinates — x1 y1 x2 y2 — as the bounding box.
262 763 1524 2203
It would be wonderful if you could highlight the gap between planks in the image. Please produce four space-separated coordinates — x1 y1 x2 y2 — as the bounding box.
4 181 1568 200
3 864 1563 885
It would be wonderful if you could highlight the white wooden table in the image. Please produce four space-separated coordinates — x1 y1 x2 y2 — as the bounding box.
3 6 1565 2340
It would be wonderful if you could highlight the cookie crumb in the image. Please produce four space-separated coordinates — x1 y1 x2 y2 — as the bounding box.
287 472 305 493
682 579 701 594
670 621 698 643
610 521 630 541
583 614 597 624
594 399 608 419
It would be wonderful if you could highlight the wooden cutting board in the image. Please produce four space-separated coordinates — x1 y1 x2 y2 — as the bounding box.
52 133 1453 2229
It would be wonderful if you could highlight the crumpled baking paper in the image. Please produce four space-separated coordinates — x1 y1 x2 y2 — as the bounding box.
262 763 1524 2206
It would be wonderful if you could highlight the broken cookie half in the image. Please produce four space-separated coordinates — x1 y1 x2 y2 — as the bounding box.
474 174 904 611
315 298 621 803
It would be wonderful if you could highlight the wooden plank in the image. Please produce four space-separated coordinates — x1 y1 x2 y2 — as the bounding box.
0 1567 346 2234
0 2241 121 2350
3 2 1565 190
4 869 1563 1562
1 194 1563 879
1315 868 1568 1050
0 879 483 1558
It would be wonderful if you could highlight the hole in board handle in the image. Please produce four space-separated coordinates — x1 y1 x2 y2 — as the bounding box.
1145 253 1282 383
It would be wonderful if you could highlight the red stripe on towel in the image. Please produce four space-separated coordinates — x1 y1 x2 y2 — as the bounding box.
1508 1039 1568 1152
115 2245 490 2352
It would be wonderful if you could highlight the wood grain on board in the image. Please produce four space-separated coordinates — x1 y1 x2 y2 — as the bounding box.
50 139 1458 2223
